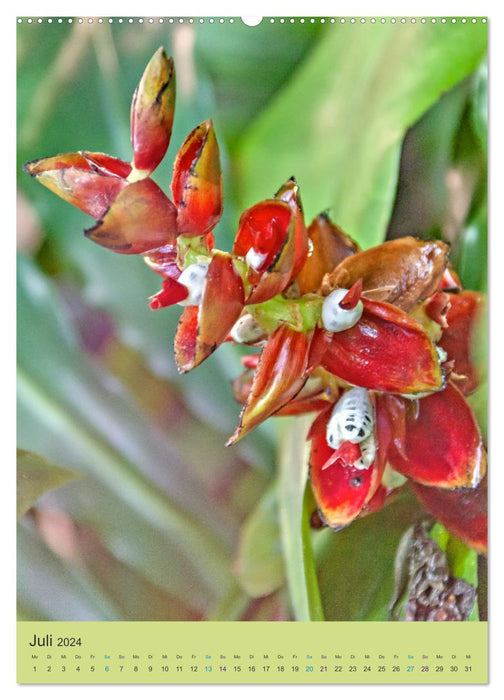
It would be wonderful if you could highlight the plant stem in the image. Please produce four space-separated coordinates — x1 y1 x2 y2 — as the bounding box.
277 416 325 621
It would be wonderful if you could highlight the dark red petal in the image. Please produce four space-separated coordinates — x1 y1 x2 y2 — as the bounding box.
227 325 310 445
339 278 363 310
412 477 487 554
438 290 486 395
312 298 444 394
84 179 178 253
171 120 223 236
130 48 176 174
424 291 450 329
174 252 244 372
149 277 188 309
232 199 296 304
388 383 486 488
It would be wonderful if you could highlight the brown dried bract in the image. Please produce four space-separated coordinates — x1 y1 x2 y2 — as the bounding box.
392 522 476 621
320 236 450 312
297 213 360 295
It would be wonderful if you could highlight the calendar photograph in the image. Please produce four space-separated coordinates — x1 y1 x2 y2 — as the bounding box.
16 14 488 684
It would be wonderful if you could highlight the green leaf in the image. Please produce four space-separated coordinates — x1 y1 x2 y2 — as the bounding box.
193 20 323 146
235 483 285 598
17 448 80 519
278 417 324 621
236 21 487 248
315 488 424 621
430 522 479 621
455 199 488 294
430 522 478 586
470 60 488 154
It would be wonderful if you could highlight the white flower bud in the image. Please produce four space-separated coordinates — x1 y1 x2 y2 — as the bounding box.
326 387 374 451
177 262 209 306
245 247 268 271
230 313 266 345
321 288 363 332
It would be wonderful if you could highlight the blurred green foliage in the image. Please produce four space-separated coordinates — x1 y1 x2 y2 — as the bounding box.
17 17 487 622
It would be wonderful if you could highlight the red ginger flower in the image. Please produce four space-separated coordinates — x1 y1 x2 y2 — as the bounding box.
229 230 486 551
24 49 487 554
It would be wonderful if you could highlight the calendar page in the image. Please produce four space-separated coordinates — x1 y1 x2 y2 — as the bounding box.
16 13 488 686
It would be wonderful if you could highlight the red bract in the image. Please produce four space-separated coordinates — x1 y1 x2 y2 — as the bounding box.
308 382 486 536
84 178 178 254
274 178 310 279
411 477 487 554
227 324 311 445
130 47 175 175
23 151 131 219
308 402 386 529
232 199 298 304
438 290 486 395
174 252 244 373
309 298 444 395
171 120 223 237
297 213 360 295
320 237 450 311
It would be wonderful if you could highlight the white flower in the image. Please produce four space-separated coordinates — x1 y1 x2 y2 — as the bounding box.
321 288 363 332
177 262 209 306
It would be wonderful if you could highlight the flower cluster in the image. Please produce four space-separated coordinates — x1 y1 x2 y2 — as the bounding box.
25 48 487 554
